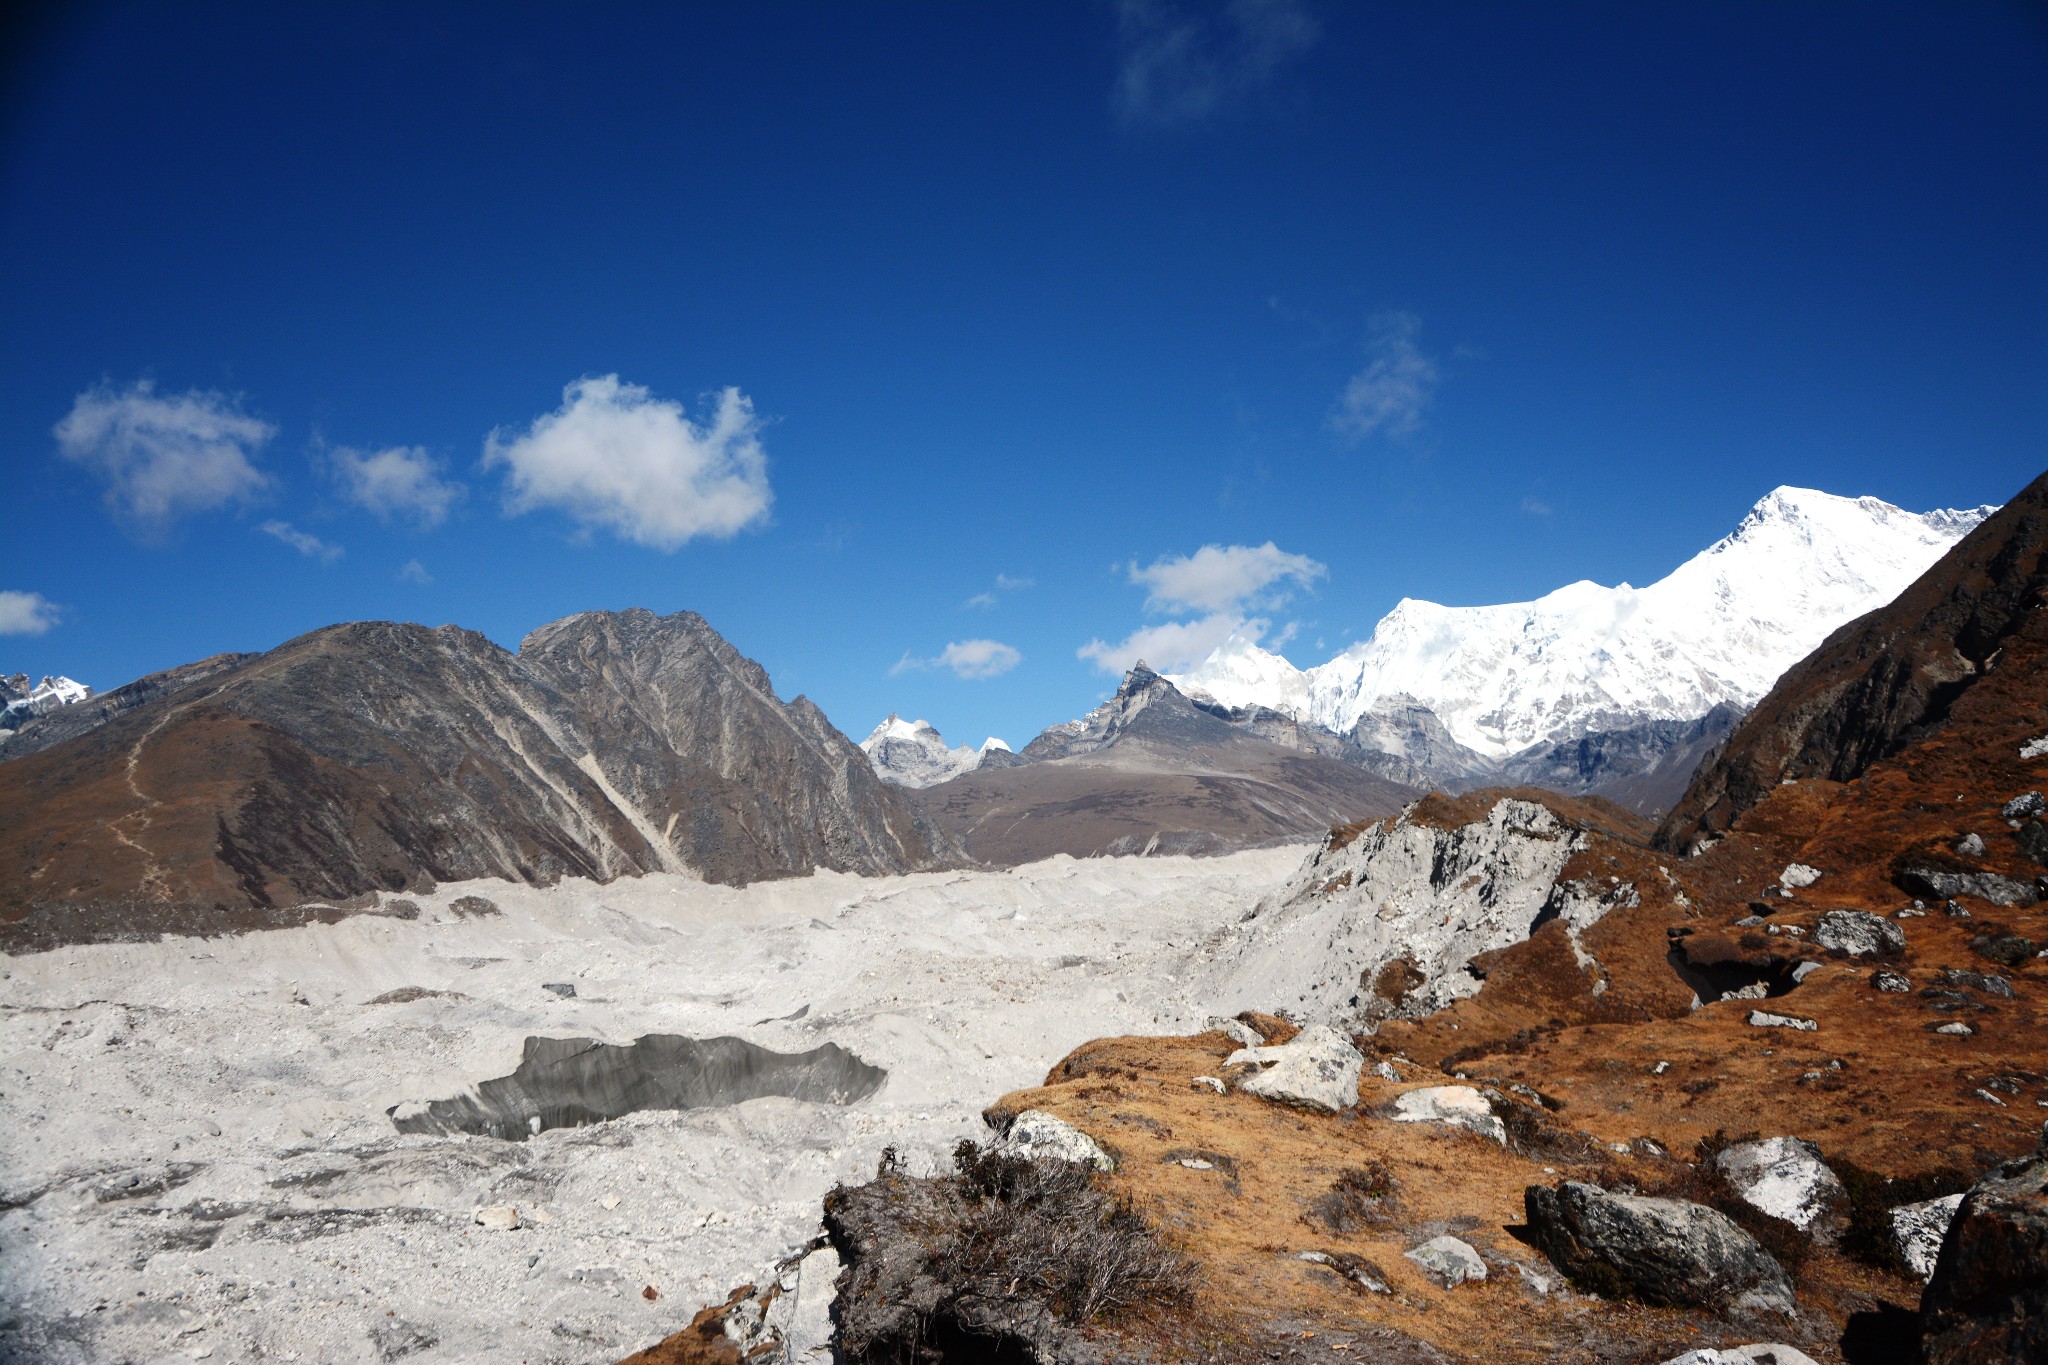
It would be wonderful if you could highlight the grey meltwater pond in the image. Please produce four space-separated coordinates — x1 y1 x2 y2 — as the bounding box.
391 1034 890 1141
0 848 1299 1365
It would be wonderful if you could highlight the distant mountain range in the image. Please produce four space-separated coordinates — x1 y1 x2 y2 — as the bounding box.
860 487 1989 817
0 672 92 736
859 715 1016 788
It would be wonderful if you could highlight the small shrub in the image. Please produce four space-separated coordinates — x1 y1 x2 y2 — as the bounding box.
1303 1161 1397 1233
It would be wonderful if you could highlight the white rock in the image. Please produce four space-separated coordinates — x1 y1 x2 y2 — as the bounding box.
1713 1137 1844 1232
1370 1059 1401 1082
1209 1017 1264 1048
599 1193 621 1210
1747 1010 1817 1031
1191 1075 1226 1094
1790 961 1822 983
1404 1235 1487 1286
1659 1348 1821 1365
1389 1085 1507 1144
996 1109 1114 1170
1227 1024 1363 1113
1890 1193 1964 1280
1815 910 1905 957
1779 864 1823 889
472 1205 519 1231
2021 736 2048 760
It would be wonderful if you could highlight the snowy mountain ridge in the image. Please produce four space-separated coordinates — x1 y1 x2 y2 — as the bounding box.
860 714 1010 789
1 673 93 740
1168 486 1993 759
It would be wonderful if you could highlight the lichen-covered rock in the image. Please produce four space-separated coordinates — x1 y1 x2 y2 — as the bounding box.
1524 1181 1796 1314
1919 1133 2048 1365
1658 1348 1819 1365
1899 866 2040 907
1814 910 1905 957
1227 1024 1363 1113
1404 1235 1487 1287
1890 1192 1964 1281
994 1109 1116 1170
1389 1085 1507 1144
1712 1137 1846 1236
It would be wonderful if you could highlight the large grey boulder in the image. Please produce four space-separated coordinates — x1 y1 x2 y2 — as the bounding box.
1389 1084 1507 1143
1712 1137 1845 1236
1814 910 1905 957
993 1109 1115 1170
1227 1023 1363 1114
1404 1235 1487 1286
1919 1130 2048 1365
1524 1181 1795 1314
1890 1192 1963 1281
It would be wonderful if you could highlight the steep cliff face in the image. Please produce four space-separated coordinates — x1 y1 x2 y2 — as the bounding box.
1658 469 2048 853
0 609 956 945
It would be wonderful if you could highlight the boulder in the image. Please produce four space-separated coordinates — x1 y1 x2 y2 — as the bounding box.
2002 790 2045 821
993 1109 1114 1170
1871 971 1911 993
1919 1130 2048 1365
1747 1010 1816 1031
1779 864 1823 889
1658 1349 1819 1365
1523 1181 1796 1314
473 1204 520 1231
1814 910 1905 957
1899 867 2039 907
1389 1085 1507 1144
1405 1235 1487 1286
1953 833 1986 858
1890 1192 1964 1281
1227 1023 1363 1114
1713 1137 1846 1236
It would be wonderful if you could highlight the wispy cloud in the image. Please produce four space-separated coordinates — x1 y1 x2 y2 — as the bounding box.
1128 541 1325 614
1521 496 1554 517
485 375 772 550
891 638 1023 680
330 444 465 529
1331 311 1438 441
1113 0 1319 128
964 592 998 610
259 520 343 563
995 573 1033 591
965 573 1035 609
0 590 61 636
54 380 274 538
397 558 433 584
1080 539 1322 676
1080 613 1263 676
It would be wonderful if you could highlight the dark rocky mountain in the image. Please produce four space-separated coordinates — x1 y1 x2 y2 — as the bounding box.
1659 468 2048 853
0 609 957 946
917 665 1416 864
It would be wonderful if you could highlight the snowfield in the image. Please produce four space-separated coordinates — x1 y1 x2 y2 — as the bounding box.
0 849 1299 1365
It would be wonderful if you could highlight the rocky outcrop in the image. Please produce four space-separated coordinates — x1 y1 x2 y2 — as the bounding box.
1813 911 1906 958
1658 1349 1819 1365
0 609 959 946
1524 1181 1796 1314
1225 1024 1363 1113
1199 796 1612 1025
1388 1086 1507 1144
1660 470 2048 853
1918 1130 2048 1365
1891 1193 1963 1281
992 1110 1115 1170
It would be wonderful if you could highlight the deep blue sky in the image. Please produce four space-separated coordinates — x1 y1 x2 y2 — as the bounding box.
3 1 2043 747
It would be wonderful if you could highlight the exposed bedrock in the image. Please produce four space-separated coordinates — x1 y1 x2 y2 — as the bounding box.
389 1033 887 1141
1200 797 1609 1024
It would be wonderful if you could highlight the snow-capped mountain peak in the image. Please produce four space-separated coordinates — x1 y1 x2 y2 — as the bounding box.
1 673 94 738
860 713 1008 788
1168 486 1992 760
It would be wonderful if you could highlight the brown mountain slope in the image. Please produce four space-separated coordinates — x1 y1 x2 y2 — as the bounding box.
1658 467 2048 854
0 609 955 949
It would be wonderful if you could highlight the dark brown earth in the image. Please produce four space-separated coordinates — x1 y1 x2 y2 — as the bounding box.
0 609 956 948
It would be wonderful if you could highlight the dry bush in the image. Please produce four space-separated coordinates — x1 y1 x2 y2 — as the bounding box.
944 1141 1194 1325
1302 1160 1397 1234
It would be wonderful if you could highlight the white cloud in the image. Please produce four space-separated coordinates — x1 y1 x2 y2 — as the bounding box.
1079 613 1261 676
964 592 998 610
1331 312 1438 441
965 573 1034 609
1113 0 1319 127
259 520 343 563
1128 541 1325 614
484 375 772 550
891 638 1023 680
54 380 274 536
330 444 464 528
397 558 432 584
1522 496 1554 516
995 573 1033 591
0 590 61 636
